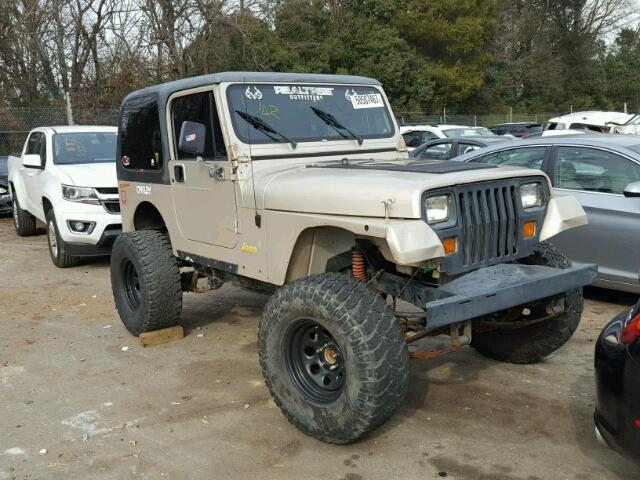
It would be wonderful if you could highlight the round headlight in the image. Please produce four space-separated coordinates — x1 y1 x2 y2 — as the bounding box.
520 182 544 209
425 194 452 224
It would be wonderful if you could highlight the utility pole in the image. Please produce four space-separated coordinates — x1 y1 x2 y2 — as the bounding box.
65 92 74 126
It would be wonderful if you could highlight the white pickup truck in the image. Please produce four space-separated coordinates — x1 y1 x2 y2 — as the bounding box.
8 126 122 267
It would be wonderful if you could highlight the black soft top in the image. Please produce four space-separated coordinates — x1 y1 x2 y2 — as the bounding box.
122 71 381 106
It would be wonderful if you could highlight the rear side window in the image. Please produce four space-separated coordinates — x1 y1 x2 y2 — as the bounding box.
480 147 546 170
554 147 640 194
415 142 452 160
120 94 163 170
171 91 227 160
402 131 422 148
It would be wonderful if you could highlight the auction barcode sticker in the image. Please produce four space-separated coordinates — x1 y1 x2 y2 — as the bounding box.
349 93 384 109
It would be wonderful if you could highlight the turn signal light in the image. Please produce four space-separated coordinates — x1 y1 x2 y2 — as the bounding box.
635 419 640 429
621 314 640 345
442 237 457 255
522 221 537 238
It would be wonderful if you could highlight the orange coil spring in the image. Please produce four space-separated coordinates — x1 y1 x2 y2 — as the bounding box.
352 250 367 282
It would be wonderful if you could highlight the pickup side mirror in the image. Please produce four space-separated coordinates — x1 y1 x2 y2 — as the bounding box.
623 181 640 198
23 154 43 169
178 121 206 156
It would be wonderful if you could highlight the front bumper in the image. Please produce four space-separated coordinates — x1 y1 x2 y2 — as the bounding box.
381 262 597 330
53 199 122 255
0 193 11 214
423 262 597 329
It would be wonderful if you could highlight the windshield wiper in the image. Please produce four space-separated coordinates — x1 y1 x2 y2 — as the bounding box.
235 110 297 149
310 106 363 145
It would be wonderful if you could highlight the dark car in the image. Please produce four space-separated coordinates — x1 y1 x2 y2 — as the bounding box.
490 122 543 138
409 136 513 161
454 135 640 293
595 299 640 461
0 156 10 215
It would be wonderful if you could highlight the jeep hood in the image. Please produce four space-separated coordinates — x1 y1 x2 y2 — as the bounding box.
56 163 118 188
259 159 548 219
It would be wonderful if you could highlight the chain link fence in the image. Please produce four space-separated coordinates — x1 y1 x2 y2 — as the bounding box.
0 106 558 155
395 111 555 127
0 107 118 155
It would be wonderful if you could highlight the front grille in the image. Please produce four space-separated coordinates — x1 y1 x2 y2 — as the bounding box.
102 201 121 214
457 184 520 269
96 187 119 194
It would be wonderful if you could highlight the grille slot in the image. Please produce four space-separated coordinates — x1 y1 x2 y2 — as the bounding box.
458 184 519 268
102 201 121 214
95 187 119 194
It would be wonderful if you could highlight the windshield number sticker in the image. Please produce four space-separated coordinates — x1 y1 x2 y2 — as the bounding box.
345 90 384 109
273 85 334 102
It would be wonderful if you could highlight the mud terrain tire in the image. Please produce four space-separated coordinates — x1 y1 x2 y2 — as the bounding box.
471 242 583 364
259 273 409 444
111 230 182 336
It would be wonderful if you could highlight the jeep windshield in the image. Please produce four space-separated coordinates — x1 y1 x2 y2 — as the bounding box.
226 83 394 145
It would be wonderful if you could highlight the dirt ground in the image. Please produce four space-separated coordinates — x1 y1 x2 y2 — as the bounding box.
1 216 639 480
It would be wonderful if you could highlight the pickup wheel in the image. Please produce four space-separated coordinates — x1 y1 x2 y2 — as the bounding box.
46 210 79 268
471 242 583 364
12 196 36 236
259 273 409 444
110 230 182 336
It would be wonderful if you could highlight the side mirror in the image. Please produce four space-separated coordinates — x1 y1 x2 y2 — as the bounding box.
178 121 206 156
23 154 43 168
623 181 640 198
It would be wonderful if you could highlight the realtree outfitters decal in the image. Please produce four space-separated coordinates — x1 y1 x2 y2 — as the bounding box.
273 85 334 102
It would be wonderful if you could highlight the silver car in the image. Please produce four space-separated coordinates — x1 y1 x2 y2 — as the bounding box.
455 135 640 293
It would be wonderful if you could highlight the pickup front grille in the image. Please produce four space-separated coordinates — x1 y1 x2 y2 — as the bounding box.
458 184 520 268
95 187 119 194
102 201 121 214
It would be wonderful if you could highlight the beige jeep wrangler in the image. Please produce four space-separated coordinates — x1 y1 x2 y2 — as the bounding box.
111 72 596 444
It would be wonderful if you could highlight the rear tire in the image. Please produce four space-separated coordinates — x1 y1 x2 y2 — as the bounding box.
110 230 182 336
12 195 36 236
46 210 79 268
471 242 583 364
259 273 409 444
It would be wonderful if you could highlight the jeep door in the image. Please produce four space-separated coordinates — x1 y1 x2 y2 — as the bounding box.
168 89 238 249
547 145 640 289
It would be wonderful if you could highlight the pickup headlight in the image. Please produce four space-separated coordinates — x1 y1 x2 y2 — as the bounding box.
425 194 452 224
62 185 100 205
0 186 7 195
520 182 544 209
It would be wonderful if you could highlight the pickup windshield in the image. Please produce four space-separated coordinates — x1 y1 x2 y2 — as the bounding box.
226 83 394 145
53 132 117 165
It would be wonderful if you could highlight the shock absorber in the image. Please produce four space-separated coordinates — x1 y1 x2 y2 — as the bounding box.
352 249 367 282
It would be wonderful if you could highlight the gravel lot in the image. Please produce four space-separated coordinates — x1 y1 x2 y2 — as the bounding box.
1 216 639 480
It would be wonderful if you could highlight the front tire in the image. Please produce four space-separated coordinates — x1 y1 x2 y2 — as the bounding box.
110 230 182 336
471 242 583 364
12 196 36 236
46 210 79 268
259 273 409 444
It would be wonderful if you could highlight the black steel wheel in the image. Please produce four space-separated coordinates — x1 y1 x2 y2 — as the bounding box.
121 259 141 310
286 320 345 404
259 273 409 444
